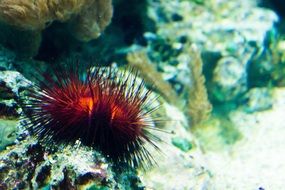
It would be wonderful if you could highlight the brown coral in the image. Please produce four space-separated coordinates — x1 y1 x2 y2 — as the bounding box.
127 51 179 105
0 0 113 41
187 45 212 126
70 0 113 41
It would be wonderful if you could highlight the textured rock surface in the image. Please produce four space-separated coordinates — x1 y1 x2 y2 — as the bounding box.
148 0 277 55
242 87 273 113
0 71 31 117
0 139 107 189
211 56 248 102
146 0 278 102
0 119 17 151
0 137 143 189
0 0 283 189
140 1 284 189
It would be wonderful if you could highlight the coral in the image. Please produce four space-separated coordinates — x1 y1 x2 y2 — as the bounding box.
126 49 209 128
21 65 161 168
248 33 285 87
0 0 51 30
0 0 113 41
127 51 178 105
70 0 113 41
0 0 81 30
270 38 285 86
187 45 212 126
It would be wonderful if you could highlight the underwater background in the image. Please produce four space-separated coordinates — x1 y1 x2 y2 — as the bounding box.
0 0 285 189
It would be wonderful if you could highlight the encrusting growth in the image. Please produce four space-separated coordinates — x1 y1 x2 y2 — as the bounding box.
0 0 113 41
21 65 162 168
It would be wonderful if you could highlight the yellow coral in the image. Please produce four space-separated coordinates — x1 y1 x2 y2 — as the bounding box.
127 51 178 105
70 0 113 41
187 45 212 126
0 0 112 41
0 0 51 30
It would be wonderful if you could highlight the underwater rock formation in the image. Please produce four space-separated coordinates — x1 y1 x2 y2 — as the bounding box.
242 87 273 113
0 64 151 189
0 119 17 151
0 137 143 189
211 56 248 102
145 0 278 103
0 0 113 42
0 0 283 189
0 71 31 117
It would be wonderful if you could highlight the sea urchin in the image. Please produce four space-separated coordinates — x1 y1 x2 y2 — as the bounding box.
21 64 161 168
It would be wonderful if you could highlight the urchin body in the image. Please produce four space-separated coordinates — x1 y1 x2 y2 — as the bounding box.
22 66 160 167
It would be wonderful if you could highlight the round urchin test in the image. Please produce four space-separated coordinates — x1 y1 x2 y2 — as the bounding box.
21 65 162 168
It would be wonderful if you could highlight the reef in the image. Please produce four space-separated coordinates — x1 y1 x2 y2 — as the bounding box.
0 119 17 151
0 0 113 58
0 70 31 118
0 0 285 189
0 0 113 41
127 51 178 105
0 137 143 189
186 45 212 126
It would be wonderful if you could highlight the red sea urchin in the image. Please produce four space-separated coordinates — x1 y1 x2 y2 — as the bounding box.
21 64 161 168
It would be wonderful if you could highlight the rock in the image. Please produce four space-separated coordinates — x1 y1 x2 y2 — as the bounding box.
0 137 141 189
211 56 248 102
0 71 31 117
148 0 278 56
242 87 273 113
146 0 278 102
0 119 17 150
0 71 30 97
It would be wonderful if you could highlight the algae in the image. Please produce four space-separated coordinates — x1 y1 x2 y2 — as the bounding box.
0 119 17 151
171 137 193 152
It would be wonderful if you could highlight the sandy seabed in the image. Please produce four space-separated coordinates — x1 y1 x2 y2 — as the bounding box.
207 88 285 189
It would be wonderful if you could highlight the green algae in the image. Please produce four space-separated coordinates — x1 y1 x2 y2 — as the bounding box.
0 119 17 151
171 137 193 152
86 185 109 190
